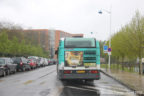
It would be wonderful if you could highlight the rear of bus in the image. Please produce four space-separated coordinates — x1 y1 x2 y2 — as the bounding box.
57 38 100 81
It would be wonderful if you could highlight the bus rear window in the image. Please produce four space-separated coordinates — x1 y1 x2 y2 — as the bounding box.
65 38 96 48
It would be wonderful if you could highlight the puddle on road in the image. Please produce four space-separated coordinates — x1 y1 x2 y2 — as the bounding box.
110 85 128 92
39 89 50 96
60 86 100 96
59 80 135 96
23 80 34 85
59 80 100 96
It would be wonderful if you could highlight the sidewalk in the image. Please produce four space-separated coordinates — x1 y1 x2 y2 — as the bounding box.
101 68 144 95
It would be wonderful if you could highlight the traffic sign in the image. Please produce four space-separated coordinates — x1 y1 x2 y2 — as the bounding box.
103 45 108 53
103 45 108 51
108 48 112 52
108 52 111 55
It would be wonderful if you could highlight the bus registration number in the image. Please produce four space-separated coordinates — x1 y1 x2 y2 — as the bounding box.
84 63 96 67
77 70 85 73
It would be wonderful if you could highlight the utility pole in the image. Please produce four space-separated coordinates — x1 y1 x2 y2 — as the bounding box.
98 6 112 70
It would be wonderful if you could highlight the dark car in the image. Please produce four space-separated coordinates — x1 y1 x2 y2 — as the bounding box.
0 58 17 76
12 57 31 71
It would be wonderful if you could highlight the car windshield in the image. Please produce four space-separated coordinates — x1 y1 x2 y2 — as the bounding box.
65 38 96 48
0 59 5 64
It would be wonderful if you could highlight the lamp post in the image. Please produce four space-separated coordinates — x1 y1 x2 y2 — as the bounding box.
98 7 112 70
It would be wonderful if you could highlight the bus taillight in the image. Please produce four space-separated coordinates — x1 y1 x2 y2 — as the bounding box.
64 70 71 74
90 70 98 74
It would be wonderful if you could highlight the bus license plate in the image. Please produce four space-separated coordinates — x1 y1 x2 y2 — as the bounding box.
77 70 85 73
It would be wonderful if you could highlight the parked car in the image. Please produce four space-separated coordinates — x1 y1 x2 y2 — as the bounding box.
37 57 45 67
34 58 39 68
12 57 31 71
53 59 57 64
0 58 17 76
48 59 53 65
28 56 39 67
27 59 37 69
48 59 57 65
0 58 6 77
43 58 48 66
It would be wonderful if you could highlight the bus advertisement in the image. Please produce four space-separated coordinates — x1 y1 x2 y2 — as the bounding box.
56 37 101 81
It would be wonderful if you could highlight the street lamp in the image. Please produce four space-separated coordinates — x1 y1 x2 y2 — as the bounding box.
98 7 112 70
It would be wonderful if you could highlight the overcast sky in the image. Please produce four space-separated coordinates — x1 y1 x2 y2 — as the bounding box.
0 0 144 41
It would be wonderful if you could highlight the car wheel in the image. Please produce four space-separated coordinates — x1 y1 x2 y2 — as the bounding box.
7 69 10 75
17 68 20 72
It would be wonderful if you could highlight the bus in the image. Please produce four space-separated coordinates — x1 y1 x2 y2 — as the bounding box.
56 37 101 81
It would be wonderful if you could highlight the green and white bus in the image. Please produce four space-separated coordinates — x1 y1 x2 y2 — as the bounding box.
56 37 101 81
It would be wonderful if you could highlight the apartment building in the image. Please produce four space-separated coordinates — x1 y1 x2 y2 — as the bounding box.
24 29 83 59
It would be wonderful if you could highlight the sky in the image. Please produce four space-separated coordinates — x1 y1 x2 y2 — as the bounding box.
0 0 144 41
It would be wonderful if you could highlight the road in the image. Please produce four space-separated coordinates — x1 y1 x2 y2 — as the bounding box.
0 65 136 96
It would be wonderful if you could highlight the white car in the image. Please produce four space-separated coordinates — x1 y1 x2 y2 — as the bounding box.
43 58 48 66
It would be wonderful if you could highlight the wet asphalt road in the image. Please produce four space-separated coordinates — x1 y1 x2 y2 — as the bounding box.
0 65 136 96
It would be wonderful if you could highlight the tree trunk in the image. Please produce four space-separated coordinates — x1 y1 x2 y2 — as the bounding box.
139 45 143 74
106 56 108 71
139 57 143 74
129 62 132 72
117 57 119 70
122 56 124 71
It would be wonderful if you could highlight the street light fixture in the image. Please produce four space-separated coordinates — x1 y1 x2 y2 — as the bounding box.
98 7 112 70
98 11 102 14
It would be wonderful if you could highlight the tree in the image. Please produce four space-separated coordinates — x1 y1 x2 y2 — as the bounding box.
110 11 144 74
0 32 11 56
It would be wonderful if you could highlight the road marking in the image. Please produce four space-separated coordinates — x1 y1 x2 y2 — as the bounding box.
23 80 34 85
37 70 56 80
22 70 55 85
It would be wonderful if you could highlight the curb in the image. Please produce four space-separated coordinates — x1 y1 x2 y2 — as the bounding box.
100 70 140 95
